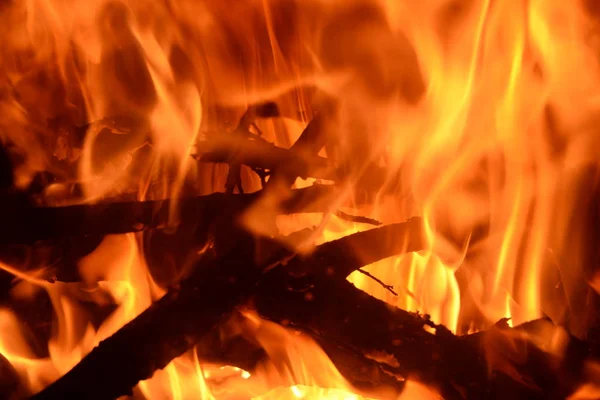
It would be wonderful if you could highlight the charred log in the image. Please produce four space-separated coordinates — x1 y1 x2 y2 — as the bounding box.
29 242 260 400
264 111 331 189
194 312 406 396
194 136 389 193
223 102 280 193
195 135 332 181
254 265 591 400
26 215 590 400
0 185 340 244
283 217 423 280
30 219 424 400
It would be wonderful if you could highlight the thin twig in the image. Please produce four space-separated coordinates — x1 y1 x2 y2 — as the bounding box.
334 210 382 226
356 268 398 296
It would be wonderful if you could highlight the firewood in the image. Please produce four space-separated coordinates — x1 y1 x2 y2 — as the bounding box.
263 111 330 189
29 256 258 400
37 110 389 198
194 311 406 396
0 185 338 244
312 334 407 397
195 135 389 193
254 257 592 400
255 276 591 399
30 219 424 400
223 102 280 193
20 217 594 400
195 135 332 181
282 217 423 280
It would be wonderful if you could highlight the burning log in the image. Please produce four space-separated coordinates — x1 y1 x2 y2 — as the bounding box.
282 217 423 280
222 102 280 193
30 219 424 400
310 334 407 397
28 215 591 400
197 97 382 193
195 135 389 193
194 312 407 397
29 253 260 400
263 110 331 189
0 185 340 244
196 135 331 183
254 275 589 400
29 107 389 201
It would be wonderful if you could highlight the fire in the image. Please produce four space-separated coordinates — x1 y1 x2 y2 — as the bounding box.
1 0 600 398
0 234 161 394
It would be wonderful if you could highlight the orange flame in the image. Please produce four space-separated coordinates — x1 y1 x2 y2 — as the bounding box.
1 0 600 397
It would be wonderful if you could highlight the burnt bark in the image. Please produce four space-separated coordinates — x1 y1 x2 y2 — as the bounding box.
254 275 590 400
29 214 592 400
0 185 339 244
30 219 424 400
194 312 407 396
30 251 260 400
195 135 389 193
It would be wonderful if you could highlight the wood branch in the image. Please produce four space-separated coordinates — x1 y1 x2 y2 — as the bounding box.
334 210 382 226
196 136 331 180
194 136 389 193
194 312 406 396
21 216 592 400
284 217 424 280
224 103 279 193
30 247 260 400
30 219 424 400
254 272 591 400
313 334 406 397
42 111 389 197
266 111 330 189
0 185 338 244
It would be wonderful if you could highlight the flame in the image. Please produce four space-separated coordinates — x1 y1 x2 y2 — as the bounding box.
1 0 600 397
0 233 163 396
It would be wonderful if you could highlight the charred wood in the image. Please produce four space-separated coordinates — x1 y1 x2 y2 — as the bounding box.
194 312 406 396
265 111 330 189
195 135 332 181
0 185 339 244
223 102 280 194
283 217 423 280
40 111 389 198
10 212 590 400
194 135 389 193
254 272 591 400
23 216 593 400
30 247 261 400
30 219 424 400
